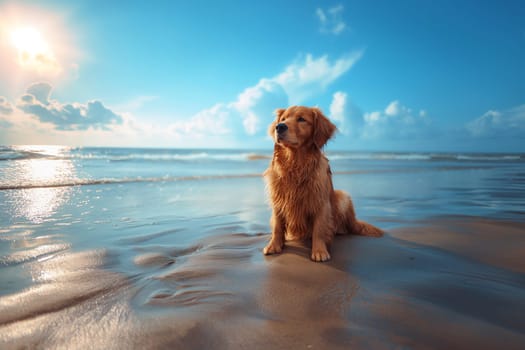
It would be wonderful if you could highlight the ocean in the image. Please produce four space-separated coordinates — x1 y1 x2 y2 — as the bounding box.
1 145 525 348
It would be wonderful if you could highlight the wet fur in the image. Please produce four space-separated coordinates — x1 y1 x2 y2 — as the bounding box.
263 106 383 262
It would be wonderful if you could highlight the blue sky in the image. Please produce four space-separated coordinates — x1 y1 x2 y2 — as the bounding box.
0 0 524 151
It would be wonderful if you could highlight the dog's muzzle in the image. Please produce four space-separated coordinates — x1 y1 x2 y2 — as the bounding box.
276 123 288 134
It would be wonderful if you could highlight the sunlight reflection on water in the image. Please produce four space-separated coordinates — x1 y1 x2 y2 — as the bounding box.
4 146 77 223
8 187 72 223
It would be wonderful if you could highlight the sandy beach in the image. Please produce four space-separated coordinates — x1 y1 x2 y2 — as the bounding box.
1 217 524 349
1 147 524 349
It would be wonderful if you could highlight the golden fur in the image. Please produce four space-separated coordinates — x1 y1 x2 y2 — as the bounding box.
263 106 383 262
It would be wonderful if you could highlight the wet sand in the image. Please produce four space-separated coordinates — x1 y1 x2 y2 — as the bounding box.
1 217 524 349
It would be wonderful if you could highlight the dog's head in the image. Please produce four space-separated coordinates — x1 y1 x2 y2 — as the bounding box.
269 106 337 149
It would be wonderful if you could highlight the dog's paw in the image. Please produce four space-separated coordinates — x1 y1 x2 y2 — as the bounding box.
311 249 331 262
263 241 283 255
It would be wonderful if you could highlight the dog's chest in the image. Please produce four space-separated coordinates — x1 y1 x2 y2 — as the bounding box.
269 168 322 211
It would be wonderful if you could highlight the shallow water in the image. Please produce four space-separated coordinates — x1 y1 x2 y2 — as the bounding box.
1 146 524 348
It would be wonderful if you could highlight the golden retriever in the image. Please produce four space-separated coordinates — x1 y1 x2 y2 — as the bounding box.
263 106 383 262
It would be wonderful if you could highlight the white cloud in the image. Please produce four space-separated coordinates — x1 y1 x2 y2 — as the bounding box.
26 82 52 105
364 111 381 124
0 96 14 115
316 5 347 35
234 79 274 112
384 100 400 116
329 91 348 134
275 51 363 104
326 91 368 138
169 103 231 136
232 79 287 135
316 8 327 23
16 82 123 130
170 52 362 140
362 100 431 139
467 104 525 137
242 112 259 135
330 92 346 123
3 52 362 147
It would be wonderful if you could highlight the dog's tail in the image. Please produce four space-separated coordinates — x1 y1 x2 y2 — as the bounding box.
351 219 384 237
334 190 384 237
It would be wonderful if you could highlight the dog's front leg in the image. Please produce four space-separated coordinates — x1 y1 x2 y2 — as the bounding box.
263 212 285 255
311 204 332 262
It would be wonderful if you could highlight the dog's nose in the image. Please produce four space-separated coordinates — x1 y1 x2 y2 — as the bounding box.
276 123 288 134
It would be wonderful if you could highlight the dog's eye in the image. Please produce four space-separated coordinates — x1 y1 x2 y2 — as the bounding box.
298 116 306 122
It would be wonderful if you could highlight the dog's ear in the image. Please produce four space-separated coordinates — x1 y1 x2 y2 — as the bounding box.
275 108 286 120
312 107 337 149
268 108 286 137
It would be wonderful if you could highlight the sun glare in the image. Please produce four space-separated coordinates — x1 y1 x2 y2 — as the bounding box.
10 27 46 54
9 26 60 73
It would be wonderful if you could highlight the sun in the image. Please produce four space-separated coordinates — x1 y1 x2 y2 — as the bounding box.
10 27 47 55
9 26 60 73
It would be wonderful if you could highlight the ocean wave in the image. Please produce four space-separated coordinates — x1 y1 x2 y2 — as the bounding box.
0 146 272 162
328 152 524 162
329 153 432 161
0 174 265 191
101 152 272 162
0 147 51 161
1 146 523 163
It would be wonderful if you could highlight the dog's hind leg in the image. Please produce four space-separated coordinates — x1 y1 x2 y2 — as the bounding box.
333 190 384 237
